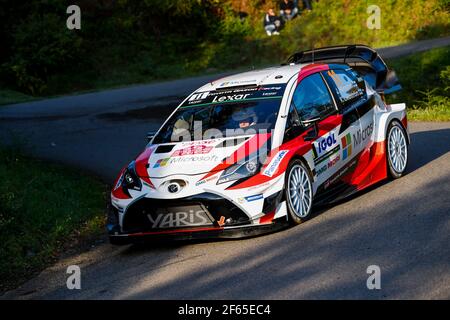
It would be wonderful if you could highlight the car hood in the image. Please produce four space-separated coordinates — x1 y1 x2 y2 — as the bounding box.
134 134 271 179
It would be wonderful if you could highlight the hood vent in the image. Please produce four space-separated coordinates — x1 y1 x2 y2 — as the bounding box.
155 144 175 154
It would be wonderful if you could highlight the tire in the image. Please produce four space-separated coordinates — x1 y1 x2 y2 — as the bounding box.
386 120 408 179
285 159 314 224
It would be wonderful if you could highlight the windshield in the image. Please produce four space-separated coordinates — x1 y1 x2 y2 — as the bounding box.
153 85 286 144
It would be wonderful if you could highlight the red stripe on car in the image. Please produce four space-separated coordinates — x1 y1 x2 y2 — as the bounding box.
200 133 271 180
298 64 330 83
135 147 156 188
259 211 276 224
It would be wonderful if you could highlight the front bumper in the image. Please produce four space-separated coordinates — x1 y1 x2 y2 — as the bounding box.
108 222 287 245
107 192 286 244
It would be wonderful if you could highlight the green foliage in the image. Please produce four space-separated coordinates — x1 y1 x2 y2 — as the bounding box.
0 146 107 291
217 7 254 40
408 102 450 121
387 46 449 105
0 0 448 98
4 13 83 95
386 46 450 121
279 0 450 53
0 89 35 106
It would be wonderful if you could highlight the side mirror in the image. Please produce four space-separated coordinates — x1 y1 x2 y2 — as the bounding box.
146 131 156 143
378 69 402 95
302 117 321 141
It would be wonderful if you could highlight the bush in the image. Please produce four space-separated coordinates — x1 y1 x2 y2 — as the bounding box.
281 0 450 54
0 0 449 97
386 46 450 121
4 13 83 95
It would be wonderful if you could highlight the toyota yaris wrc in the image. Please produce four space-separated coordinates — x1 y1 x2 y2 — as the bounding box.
108 45 409 244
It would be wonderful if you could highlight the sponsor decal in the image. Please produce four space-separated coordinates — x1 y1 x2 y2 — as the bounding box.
328 154 340 169
314 145 340 165
219 80 255 87
196 180 206 186
172 145 213 157
153 157 170 168
313 131 339 159
180 84 287 108
353 123 374 147
245 194 263 202
169 154 218 164
258 86 282 91
153 154 218 168
188 91 209 102
316 154 340 176
316 164 327 176
180 139 218 146
263 150 289 177
147 210 211 229
211 94 251 103
324 158 358 189
262 91 278 96
341 133 353 160
195 174 218 186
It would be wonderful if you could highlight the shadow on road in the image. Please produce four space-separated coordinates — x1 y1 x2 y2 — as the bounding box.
108 127 449 299
4 126 449 299
407 128 450 173
96 96 183 122
117 173 450 299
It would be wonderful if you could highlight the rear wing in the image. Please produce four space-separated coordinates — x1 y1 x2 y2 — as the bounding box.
286 45 401 94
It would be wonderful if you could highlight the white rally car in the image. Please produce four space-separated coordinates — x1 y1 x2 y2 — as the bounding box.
108 45 409 244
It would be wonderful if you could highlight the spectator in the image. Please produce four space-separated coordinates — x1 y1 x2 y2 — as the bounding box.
263 8 282 36
280 0 298 21
302 0 312 11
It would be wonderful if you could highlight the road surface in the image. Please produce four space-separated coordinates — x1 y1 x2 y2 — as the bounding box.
0 38 449 299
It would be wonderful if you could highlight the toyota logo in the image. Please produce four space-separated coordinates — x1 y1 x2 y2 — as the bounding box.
168 182 180 194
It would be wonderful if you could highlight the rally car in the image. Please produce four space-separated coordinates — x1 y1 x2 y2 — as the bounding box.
108 45 409 244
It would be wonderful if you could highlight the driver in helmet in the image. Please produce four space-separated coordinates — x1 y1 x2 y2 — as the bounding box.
233 108 257 129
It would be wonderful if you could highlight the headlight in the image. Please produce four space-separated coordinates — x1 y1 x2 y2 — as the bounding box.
120 161 142 191
217 156 261 185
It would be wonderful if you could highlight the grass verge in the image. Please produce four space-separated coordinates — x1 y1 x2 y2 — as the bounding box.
386 46 450 121
0 146 108 292
0 89 35 106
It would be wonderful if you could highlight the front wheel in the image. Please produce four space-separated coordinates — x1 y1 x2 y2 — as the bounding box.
386 120 408 179
285 159 314 224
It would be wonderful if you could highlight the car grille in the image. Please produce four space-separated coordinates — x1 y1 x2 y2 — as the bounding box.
122 193 250 233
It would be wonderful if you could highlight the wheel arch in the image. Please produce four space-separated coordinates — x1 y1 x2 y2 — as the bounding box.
289 154 314 177
374 103 410 145
386 117 410 145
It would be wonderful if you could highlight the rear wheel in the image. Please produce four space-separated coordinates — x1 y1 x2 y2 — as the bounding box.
386 121 408 179
285 159 313 224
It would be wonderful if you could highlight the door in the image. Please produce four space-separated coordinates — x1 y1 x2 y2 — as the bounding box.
322 67 374 181
290 72 344 186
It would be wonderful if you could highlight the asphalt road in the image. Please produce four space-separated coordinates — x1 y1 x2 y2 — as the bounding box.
1 38 450 299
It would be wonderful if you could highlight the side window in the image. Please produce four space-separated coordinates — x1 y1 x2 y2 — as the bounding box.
283 103 302 143
292 73 336 121
324 69 365 107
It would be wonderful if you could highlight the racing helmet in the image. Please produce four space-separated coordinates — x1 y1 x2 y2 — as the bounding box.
232 108 258 125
